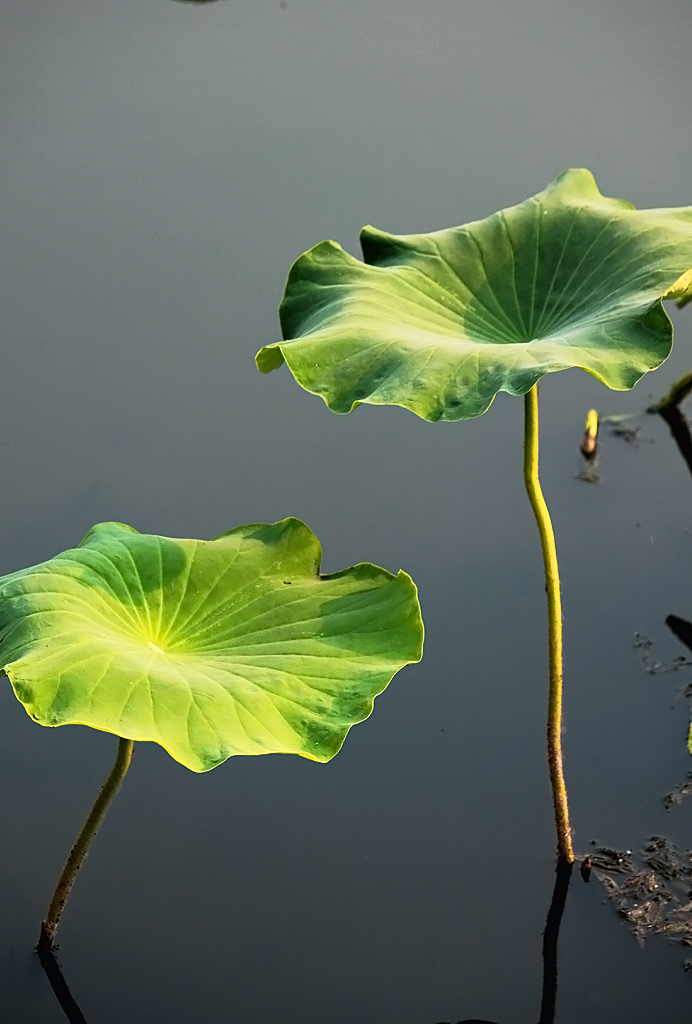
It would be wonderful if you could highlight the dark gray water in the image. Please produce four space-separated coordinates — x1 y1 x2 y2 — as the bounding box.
1 1 692 1020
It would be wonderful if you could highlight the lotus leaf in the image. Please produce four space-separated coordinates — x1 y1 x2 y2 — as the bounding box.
0 520 423 772
257 168 692 421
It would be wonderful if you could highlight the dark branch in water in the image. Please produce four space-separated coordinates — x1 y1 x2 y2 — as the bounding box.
648 371 692 414
36 936 88 1024
653 405 692 479
647 372 692 480
666 614 692 655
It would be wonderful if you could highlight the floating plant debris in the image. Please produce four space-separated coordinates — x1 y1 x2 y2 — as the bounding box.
594 837 692 952
633 633 692 676
663 774 692 811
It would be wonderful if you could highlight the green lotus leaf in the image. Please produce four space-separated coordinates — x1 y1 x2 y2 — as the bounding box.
0 520 423 772
257 168 692 422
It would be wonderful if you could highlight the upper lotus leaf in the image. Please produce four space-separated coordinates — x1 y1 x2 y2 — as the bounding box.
0 520 423 772
257 169 692 422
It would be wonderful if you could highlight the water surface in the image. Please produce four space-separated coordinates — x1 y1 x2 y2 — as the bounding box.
1 1 692 1020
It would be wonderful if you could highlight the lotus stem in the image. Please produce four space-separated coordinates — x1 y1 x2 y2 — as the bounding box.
39 736 134 949
523 385 574 864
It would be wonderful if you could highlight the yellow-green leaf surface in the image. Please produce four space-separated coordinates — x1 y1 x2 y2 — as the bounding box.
257 169 692 421
0 520 423 772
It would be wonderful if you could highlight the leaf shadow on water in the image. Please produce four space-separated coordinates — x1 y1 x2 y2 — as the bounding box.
36 859 573 1024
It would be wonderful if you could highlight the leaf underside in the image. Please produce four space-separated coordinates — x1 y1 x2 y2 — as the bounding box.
257 168 692 422
0 520 423 772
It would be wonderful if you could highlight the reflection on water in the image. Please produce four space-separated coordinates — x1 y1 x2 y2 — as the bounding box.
39 861 574 1024
538 862 573 1024
648 375 692 481
36 940 87 1024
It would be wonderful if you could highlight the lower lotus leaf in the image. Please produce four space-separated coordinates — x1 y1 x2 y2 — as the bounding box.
257 168 692 421
0 520 423 771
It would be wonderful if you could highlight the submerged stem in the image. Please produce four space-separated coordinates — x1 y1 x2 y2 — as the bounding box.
39 736 134 949
523 386 573 864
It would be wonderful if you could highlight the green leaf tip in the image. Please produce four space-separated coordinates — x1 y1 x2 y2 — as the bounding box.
0 519 423 772
257 169 692 422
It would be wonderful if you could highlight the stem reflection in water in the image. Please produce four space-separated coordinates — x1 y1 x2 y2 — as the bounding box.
538 860 574 1024
434 858 574 1024
39 858 574 1024
37 943 89 1024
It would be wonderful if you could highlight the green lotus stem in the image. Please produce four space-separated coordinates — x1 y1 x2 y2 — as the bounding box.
523 386 573 865
39 736 134 948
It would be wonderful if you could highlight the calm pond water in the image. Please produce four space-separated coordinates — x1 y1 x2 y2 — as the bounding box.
1 1 692 1020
